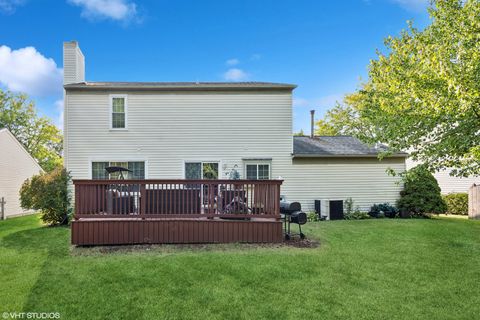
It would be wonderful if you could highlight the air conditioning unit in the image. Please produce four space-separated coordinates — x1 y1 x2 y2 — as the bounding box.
314 199 344 220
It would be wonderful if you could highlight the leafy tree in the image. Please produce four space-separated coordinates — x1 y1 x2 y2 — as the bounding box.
0 89 62 171
294 129 305 136
314 103 372 136
319 1 480 176
20 167 71 225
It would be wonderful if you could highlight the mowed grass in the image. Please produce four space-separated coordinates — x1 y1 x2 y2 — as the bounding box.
0 215 479 320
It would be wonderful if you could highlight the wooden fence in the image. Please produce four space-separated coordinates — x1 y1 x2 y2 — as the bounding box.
468 184 480 220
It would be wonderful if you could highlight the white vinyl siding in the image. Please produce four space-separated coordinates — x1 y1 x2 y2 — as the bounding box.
406 158 479 194
63 41 84 85
65 90 405 211
282 157 405 212
65 91 293 181
0 129 43 218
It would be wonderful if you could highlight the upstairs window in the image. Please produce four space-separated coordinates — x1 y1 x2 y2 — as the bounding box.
110 95 127 129
245 163 270 180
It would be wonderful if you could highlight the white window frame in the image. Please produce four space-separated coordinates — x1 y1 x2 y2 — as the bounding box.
89 158 148 179
109 94 128 130
183 160 221 180
244 162 271 180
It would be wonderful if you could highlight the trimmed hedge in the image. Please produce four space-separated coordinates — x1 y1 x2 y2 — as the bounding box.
443 193 468 215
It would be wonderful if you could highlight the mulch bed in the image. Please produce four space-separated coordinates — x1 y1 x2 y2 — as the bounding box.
71 237 320 255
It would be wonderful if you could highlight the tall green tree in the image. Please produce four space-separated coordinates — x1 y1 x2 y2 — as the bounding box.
314 103 372 136
334 0 480 176
0 90 63 171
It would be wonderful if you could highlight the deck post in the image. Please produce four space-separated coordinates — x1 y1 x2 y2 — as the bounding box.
140 184 146 217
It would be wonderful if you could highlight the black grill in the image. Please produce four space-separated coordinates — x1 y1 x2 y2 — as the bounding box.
280 199 306 240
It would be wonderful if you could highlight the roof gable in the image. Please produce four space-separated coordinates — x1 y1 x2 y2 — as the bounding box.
0 129 44 172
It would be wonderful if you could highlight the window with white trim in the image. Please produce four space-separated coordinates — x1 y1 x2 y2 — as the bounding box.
111 96 127 129
92 161 145 179
245 163 270 180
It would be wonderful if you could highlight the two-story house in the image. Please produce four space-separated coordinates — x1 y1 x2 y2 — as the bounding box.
64 41 406 221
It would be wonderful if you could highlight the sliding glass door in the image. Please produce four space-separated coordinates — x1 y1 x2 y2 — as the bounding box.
185 162 219 180
185 162 219 212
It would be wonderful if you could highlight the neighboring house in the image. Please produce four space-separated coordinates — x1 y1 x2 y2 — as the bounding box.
406 159 479 194
0 129 43 218
63 41 406 218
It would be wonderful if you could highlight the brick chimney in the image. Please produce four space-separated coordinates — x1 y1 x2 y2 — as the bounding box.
63 41 85 85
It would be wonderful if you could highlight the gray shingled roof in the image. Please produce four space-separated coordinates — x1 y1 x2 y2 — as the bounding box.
293 136 407 157
64 81 296 91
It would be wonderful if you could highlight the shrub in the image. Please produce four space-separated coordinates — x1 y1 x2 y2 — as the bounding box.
344 198 370 220
344 198 355 219
307 211 320 222
20 167 71 225
369 203 398 218
397 165 447 217
349 210 370 220
443 193 468 215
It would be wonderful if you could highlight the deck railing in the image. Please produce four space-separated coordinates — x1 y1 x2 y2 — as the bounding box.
73 179 283 219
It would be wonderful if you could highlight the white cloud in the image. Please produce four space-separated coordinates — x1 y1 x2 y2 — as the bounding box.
226 58 239 66
390 0 428 12
68 0 138 22
0 45 63 97
223 68 248 81
0 0 24 14
54 99 64 130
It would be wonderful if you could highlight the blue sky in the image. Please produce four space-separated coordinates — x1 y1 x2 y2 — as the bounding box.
0 0 430 132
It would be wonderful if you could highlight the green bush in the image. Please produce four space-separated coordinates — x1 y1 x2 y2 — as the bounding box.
443 193 468 215
307 211 320 222
369 203 398 218
397 165 447 217
344 198 370 220
348 210 370 220
20 167 71 225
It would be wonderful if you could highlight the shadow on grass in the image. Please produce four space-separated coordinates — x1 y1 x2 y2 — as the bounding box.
2 225 69 253
2 226 145 319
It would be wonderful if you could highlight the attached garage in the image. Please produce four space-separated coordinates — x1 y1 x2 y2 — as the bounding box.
281 136 407 217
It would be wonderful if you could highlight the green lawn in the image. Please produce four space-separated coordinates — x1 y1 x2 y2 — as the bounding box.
0 215 479 320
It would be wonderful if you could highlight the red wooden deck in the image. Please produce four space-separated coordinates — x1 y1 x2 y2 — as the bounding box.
71 179 283 245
